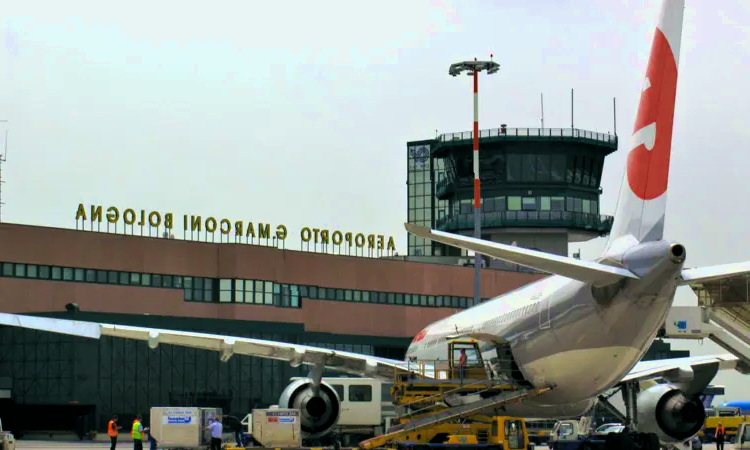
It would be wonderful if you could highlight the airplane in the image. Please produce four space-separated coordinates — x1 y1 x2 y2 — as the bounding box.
1 0 749 448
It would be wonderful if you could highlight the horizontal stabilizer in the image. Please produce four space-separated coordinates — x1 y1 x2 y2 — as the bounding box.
405 224 639 287
678 261 750 286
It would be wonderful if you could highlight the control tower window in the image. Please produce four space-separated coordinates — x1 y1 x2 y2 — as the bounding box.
506 154 522 182
536 155 551 182
508 197 521 211
522 154 536 182
522 197 537 211
551 155 566 182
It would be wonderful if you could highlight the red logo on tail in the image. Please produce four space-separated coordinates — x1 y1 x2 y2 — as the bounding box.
627 28 678 201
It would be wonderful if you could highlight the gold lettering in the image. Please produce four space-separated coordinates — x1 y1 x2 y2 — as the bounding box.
313 228 320 243
234 221 244 237
387 236 396 251
183 214 188 231
91 205 103 223
191 216 202 232
220 219 231 235
123 209 136 225
345 232 353 246
259 223 270 239
206 217 217 233
138 210 146 226
76 203 87 221
276 224 288 240
355 233 365 248
332 231 343 245
106 207 120 224
377 235 384 250
246 223 256 238
164 213 173 229
367 234 375 249
301 227 312 242
148 211 162 227
320 229 330 244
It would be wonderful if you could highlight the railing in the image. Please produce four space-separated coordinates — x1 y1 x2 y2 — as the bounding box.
436 127 617 145
436 211 614 232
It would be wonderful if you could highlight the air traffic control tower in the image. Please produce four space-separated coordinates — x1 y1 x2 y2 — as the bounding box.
406 125 618 262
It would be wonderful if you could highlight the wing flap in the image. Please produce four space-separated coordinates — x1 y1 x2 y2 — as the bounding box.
405 223 639 287
678 261 750 286
0 313 404 381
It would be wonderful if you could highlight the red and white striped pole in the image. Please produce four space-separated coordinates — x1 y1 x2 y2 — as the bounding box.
448 56 498 307
472 65 481 307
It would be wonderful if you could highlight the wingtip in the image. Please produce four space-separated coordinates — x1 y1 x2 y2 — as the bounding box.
404 222 429 235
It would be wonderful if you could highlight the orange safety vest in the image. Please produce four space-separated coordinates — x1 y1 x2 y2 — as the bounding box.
717 425 725 436
108 421 118 437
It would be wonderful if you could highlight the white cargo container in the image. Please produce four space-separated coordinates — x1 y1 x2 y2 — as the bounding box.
150 407 222 449
252 408 302 448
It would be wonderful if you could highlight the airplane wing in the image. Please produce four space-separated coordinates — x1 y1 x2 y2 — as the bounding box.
678 261 750 286
619 354 742 396
405 224 639 287
0 313 405 381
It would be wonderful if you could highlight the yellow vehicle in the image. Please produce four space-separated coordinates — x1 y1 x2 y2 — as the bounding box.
384 416 529 450
704 414 749 443
390 340 518 411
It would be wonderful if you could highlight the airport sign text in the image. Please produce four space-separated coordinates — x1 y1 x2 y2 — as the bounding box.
75 203 396 251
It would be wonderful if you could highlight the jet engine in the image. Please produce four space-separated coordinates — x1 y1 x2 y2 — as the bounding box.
277 378 342 439
636 383 705 444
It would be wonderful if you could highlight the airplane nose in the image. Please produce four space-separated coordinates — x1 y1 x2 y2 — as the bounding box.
669 243 686 264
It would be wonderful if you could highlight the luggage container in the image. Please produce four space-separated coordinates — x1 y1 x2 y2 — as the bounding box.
150 407 222 449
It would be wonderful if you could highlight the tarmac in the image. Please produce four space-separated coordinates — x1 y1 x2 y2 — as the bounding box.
13 442 733 449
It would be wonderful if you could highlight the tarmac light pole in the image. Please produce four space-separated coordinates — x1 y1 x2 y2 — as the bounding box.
449 57 500 307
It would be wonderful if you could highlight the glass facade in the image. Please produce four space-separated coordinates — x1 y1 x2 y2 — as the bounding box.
0 261 483 309
407 143 433 256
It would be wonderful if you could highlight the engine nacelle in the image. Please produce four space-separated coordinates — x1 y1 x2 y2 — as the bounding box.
277 378 342 439
636 383 705 444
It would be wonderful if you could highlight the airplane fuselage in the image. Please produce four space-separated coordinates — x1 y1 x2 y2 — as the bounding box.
404 240 686 418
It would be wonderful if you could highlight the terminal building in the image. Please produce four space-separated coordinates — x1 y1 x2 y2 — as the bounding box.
0 125 695 436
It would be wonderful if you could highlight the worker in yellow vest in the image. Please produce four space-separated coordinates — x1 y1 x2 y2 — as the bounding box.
131 414 149 450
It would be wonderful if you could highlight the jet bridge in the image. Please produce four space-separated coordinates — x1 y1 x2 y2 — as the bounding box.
663 274 750 374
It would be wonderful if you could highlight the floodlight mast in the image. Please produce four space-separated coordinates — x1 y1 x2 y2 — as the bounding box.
448 56 500 307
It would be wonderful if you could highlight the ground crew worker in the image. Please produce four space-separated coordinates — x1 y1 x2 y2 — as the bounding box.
108 415 122 450
716 422 725 450
132 414 149 450
204 417 223 450
458 349 468 385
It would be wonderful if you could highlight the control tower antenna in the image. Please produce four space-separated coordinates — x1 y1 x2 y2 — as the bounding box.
541 93 545 129
448 55 500 306
0 120 8 223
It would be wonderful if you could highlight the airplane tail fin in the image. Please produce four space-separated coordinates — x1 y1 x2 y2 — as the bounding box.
605 0 685 255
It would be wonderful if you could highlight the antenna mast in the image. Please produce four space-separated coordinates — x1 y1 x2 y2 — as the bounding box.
541 93 545 128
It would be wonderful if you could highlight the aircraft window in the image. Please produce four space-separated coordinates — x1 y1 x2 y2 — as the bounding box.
345 290 353 301
27 264 38 278
362 291 370 302
349 385 372 402
39 265 51 279
428 296 435 306
336 289 345 301
396 294 404 304
74 268 84 282
389 293 397 304
141 273 151 286
331 384 345 401
52 266 63 280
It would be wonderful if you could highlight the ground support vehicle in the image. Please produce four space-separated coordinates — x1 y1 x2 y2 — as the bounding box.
358 340 550 450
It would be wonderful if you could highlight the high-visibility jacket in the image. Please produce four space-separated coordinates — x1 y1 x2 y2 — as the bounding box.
132 421 143 441
107 420 118 437
717 425 725 437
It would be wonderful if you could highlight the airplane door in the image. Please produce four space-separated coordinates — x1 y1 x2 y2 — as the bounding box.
538 291 551 330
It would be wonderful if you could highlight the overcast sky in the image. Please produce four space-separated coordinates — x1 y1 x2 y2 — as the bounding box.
2 1 750 400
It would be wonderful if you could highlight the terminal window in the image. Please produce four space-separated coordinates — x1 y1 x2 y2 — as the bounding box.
348 385 372 402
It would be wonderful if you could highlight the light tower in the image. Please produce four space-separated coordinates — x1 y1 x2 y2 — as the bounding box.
448 57 500 306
